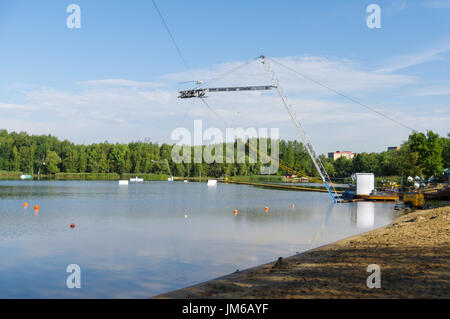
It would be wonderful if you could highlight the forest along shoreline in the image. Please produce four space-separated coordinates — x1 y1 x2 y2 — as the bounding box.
154 206 450 299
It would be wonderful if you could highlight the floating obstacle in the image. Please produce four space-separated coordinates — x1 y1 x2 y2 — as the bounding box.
207 180 218 186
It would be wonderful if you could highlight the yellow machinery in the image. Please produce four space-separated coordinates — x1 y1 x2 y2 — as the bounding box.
403 189 425 208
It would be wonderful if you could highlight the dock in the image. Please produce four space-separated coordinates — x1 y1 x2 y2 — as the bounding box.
356 194 399 202
220 179 343 193
220 179 400 202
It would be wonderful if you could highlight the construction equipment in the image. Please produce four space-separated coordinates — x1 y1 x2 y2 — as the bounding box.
178 85 277 99
402 189 425 208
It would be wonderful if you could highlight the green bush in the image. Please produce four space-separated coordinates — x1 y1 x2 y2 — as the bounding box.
55 173 120 180
0 170 23 180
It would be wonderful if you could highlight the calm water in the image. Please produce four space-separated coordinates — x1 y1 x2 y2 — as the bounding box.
0 180 399 298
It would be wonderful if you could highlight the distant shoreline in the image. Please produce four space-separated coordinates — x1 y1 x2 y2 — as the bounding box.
154 206 449 299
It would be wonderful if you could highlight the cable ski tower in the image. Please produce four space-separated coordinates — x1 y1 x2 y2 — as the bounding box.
177 55 340 203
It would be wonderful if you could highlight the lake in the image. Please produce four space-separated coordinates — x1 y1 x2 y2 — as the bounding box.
0 180 399 298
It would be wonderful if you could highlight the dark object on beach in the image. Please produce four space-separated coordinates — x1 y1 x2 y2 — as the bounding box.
272 257 290 270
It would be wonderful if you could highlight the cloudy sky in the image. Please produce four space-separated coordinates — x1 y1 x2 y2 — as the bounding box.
0 0 449 154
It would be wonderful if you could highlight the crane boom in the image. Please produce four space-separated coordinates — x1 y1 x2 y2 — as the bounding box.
178 85 276 98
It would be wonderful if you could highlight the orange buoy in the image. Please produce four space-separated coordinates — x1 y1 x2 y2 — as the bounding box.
184 214 188 219
265 206 269 212
70 224 75 228
233 210 238 215
34 205 39 211
24 202 28 208
291 204 295 209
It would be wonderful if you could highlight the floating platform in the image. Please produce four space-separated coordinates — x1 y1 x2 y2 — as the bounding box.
220 180 342 193
356 194 399 202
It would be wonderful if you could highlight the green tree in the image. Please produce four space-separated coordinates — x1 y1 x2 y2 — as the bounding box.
46 151 61 174
109 144 128 174
441 134 450 169
409 131 443 178
62 147 79 173
11 146 20 171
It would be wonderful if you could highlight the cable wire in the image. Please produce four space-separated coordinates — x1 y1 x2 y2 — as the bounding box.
266 57 417 132
151 0 192 75
202 57 260 88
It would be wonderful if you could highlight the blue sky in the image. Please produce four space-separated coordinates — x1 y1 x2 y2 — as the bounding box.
0 0 449 153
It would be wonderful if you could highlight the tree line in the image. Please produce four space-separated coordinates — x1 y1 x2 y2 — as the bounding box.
0 129 448 181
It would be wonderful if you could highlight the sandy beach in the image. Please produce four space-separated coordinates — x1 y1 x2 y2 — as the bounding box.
155 206 450 299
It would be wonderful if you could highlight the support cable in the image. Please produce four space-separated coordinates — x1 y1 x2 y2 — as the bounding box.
199 98 307 177
152 0 192 76
260 55 338 202
266 57 417 132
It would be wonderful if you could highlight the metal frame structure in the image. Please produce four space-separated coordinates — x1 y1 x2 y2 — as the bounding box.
177 55 340 202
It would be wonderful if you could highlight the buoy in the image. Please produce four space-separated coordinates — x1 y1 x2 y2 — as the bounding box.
34 205 39 211
265 206 269 212
184 214 188 219
291 204 295 209
234 209 238 215
70 224 75 228
24 202 28 208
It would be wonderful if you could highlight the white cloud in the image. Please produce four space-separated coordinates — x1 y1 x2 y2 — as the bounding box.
411 85 450 96
0 102 36 110
165 55 416 96
385 0 408 15
425 1 450 8
379 40 450 72
78 79 164 89
0 55 448 152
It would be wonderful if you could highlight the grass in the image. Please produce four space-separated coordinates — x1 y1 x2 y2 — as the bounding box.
0 170 24 180
55 173 120 180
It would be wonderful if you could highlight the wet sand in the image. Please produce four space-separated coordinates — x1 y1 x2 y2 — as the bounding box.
155 206 450 299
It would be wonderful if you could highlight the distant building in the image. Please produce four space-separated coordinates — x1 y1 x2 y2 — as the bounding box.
387 146 400 151
328 151 355 161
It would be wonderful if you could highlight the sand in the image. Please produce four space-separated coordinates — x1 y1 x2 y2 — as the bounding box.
155 206 450 299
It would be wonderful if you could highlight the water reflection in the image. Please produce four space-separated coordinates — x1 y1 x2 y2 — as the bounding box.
0 181 399 298
351 202 375 228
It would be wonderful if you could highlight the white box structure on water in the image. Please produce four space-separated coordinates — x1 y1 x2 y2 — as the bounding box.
119 180 129 185
207 179 217 186
355 173 374 195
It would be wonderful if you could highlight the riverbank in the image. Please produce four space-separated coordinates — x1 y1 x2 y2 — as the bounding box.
155 206 450 298
0 171 170 181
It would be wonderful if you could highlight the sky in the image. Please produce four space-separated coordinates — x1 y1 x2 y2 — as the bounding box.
0 0 449 154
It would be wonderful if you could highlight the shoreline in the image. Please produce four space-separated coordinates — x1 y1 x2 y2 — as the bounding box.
154 206 449 299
